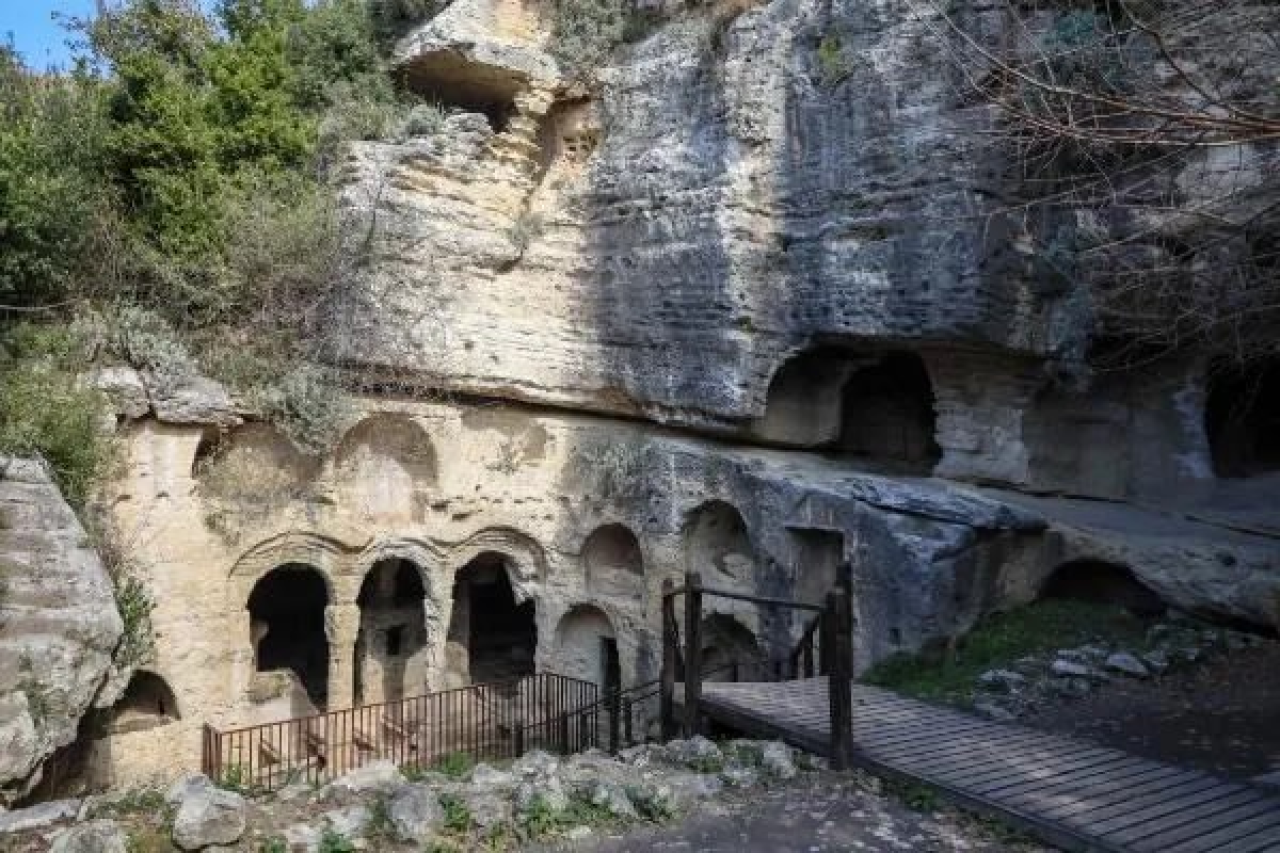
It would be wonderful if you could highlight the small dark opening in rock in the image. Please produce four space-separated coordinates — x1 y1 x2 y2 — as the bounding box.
1041 560 1166 618
249 564 330 707
838 351 942 470
450 553 537 683
400 55 523 133
1205 359 1280 478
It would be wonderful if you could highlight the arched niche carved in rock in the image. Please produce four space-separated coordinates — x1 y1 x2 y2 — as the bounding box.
1040 559 1166 618
1205 359 1280 478
445 552 537 686
354 558 429 706
194 423 321 505
108 671 180 734
552 604 620 691
684 501 757 587
248 563 331 709
754 348 941 472
582 523 644 599
334 414 436 524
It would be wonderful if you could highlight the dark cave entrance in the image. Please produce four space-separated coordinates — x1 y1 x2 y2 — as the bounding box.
838 352 942 469
354 557 428 706
248 564 330 707
1205 359 1280 478
448 553 537 683
1040 560 1166 618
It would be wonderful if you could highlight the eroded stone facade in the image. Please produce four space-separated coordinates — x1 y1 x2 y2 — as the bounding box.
64 0 1280 791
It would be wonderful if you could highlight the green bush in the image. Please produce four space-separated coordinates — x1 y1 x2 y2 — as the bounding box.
0 359 110 508
260 364 349 455
547 0 627 77
400 102 447 138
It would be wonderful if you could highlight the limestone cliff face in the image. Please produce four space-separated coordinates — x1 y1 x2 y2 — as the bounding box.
0 458 123 804
334 0 1072 427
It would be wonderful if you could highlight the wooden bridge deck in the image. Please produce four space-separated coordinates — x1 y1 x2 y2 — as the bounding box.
683 678 1280 853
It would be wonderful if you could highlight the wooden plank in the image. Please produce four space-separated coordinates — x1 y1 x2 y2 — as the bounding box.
869 727 1089 767
1161 811 1280 853
896 744 1125 792
1201 825 1280 853
982 758 1167 801
1085 785 1255 835
944 754 1141 797
992 763 1187 816
1117 796 1276 849
1027 768 1208 821
1040 772 1217 821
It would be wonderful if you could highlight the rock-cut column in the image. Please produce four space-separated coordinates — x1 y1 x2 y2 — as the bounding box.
324 604 361 711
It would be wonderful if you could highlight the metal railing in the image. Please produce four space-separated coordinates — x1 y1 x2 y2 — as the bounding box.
201 672 597 791
660 566 855 769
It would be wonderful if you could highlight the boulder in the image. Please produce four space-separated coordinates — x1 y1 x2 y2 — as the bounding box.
1105 652 1151 679
663 736 722 768
0 798 81 833
457 789 512 832
323 805 371 838
83 367 149 420
0 457 123 804
511 750 559 779
977 669 1028 693
515 776 568 815
166 774 216 806
469 763 515 788
586 780 637 819
148 374 241 427
759 742 797 780
49 820 128 853
388 784 443 843
323 760 405 799
171 786 247 851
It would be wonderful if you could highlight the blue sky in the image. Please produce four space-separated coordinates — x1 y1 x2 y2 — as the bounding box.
1 0 99 69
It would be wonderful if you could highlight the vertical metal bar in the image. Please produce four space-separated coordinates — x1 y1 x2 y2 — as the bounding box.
660 578 677 739
682 572 703 737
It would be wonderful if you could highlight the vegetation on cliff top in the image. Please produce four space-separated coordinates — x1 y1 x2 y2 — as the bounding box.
0 0 425 496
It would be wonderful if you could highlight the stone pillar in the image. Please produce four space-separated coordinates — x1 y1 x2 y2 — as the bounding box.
325 603 361 711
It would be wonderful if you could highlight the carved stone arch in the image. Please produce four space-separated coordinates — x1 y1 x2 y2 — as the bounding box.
550 603 621 690
683 500 758 588
581 522 644 599
227 531 352 607
445 526 548 597
109 669 181 733
334 414 437 524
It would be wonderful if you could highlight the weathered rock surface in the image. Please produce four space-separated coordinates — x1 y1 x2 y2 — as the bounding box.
48 820 128 853
147 374 241 427
0 798 81 833
171 785 247 850
0 457 123 804
387 784 443 843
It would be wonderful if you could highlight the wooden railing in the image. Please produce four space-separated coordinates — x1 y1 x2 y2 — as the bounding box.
201 672 597 791
659 566 855 769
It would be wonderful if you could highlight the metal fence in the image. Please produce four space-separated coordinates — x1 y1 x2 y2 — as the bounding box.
202 672 597 791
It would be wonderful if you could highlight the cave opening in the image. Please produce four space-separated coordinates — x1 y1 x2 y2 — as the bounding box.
399 55 523 133
582 522 644 598
1205 359 1280 478
354 557 428 706
109 671 180 734
1040 560 1166 618
838 351 942 469
447 553 537 684
248 564 330 707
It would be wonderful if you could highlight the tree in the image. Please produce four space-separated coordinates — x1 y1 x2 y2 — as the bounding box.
911 0 1280 368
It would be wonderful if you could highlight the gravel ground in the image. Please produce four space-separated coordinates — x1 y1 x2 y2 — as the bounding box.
1024 642 1280 780
534 772 1054 853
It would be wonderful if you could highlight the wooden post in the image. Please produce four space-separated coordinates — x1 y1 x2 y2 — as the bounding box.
729 660 740 683
826 589 854 771
514 724 525 757
802 630 815 679
682 572 703 737
660 578 677 739
557 713 570 755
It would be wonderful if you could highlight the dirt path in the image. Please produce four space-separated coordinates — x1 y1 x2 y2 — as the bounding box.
533 774 1052 853
1023 643 1280 780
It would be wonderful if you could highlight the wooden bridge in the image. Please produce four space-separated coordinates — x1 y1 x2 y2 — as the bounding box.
660 572 1280 853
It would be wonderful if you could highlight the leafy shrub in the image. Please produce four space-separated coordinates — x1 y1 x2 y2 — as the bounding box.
317 830 355 853
439 792 472 833
547 0 627 77
368 0 452 48
260 364 349 455
432 751 475 780
816 33 853 87
0 359 110 508
400 102 447 138
110 306 199 388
